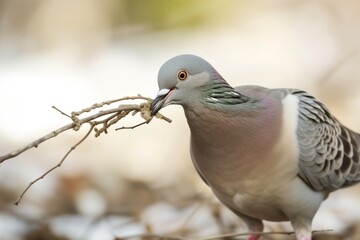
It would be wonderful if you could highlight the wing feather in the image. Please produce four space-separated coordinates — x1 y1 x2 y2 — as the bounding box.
292 90 360 191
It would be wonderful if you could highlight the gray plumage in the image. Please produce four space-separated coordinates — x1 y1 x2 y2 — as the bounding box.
150 54 360 240
294 89 360 190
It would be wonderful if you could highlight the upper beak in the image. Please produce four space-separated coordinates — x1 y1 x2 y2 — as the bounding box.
150 88 175 116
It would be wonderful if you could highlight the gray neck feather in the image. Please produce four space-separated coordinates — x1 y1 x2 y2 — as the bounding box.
202 81 250 105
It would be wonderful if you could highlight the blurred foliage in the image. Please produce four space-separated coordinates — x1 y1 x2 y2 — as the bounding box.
112 0 236 31
0 0 240 49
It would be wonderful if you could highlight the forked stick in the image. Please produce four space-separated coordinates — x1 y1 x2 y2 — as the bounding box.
0 95 171 204
115 229 332 240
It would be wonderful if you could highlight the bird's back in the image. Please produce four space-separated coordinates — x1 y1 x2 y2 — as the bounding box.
217 85 360 192
239 86 360 192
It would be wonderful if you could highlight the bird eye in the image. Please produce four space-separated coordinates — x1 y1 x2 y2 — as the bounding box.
177 70 188 81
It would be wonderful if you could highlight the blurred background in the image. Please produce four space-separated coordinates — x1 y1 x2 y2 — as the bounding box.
1 0 360 239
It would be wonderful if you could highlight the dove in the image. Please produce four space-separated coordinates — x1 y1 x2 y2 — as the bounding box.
150 54 360 240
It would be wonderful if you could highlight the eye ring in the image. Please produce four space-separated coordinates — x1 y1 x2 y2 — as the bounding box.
177 70 188 81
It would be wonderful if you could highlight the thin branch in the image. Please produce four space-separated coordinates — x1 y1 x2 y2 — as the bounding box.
115 229 332 240
94 110 133 136
52 106 72 119
0 95 172 204
0 104 136 163
15 123 95 205
197 229 333 240
116 121 149 130
71 95 149 117
0 122 75 164
155 113 172 123
0 102 171 164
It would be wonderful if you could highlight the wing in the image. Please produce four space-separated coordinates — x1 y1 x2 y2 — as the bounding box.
293 90 360 191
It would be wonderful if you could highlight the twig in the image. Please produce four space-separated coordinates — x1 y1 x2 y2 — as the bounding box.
0 102 171 164
115 229 332 240
71 95 149 117
15 123 95 205
0 104 139 163
155 113 172 123
196 229 332 240
115 229 333 240
94 110 133 136
0 95 172 204
52 106 72 119
0 122 76 163
116 121 149 130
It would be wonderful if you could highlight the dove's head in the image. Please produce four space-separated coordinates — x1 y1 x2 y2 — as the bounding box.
150 54 223 115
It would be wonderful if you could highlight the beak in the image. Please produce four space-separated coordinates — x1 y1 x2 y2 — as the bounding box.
150 88 175 116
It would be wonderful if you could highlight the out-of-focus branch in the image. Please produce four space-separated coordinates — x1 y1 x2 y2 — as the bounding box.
0 95 171 204
115 229 332 240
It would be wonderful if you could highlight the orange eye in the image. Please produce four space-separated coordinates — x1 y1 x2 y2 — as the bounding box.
177 70 188 80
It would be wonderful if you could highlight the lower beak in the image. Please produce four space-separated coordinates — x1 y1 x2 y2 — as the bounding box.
150 88 174 116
